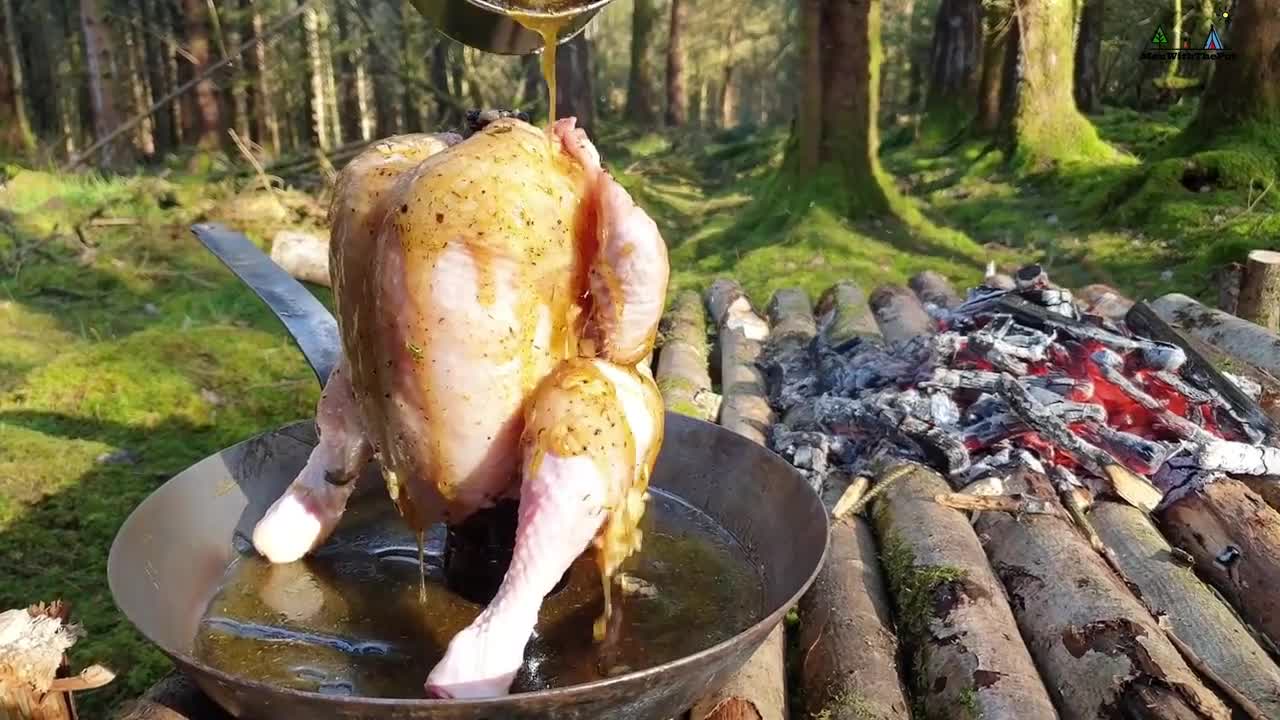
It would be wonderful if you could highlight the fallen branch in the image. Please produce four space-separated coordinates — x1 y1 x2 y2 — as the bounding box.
814 281 880 345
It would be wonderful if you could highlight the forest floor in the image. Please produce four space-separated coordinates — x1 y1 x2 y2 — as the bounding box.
1 101 1276 715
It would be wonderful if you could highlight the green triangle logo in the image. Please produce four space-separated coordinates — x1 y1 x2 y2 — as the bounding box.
1152 25 1169 45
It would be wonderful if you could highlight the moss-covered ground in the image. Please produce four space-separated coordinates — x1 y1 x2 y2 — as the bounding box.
1 101 1274 715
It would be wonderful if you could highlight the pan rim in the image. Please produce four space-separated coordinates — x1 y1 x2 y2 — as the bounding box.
108 414 830 709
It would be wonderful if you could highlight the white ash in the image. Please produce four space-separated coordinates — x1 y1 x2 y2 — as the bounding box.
1222 371 1263 401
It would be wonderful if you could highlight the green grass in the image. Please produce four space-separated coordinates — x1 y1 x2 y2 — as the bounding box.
0 106 1269 715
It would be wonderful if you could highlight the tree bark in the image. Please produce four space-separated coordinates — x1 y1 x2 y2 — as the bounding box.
655 291 717 421
0 0 35 155
663 0 687 127
908 271 961 309
869 285 934 344
432 39 459 127
1150 293 1280 377
1157 477 1280 652
1073 0 1104 112
625 0 659 124
555 33 595 136
124 19 157 158
1005 0 1103 165
974 8 1007 134
182 0 224 150
303 5 329 150
1182 0 1274 130
140 0 176 153
1236 250 1280 332
871 463 1059 719
80 0 134 168
794 0 892 214
798 515 911 720
246 0 280 154
1090 500 1280 719
335 0 361 143
718 22 739 129
920 0 983 143
815 281 881 345
975 471 1232 720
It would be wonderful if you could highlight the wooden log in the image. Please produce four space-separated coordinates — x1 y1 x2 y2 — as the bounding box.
766 288 816 344
1156 477 1280 652
868 285 934 345
269 230 330 287
1217 262 1243 315
1238 475 1280 513
1090 500 1280 719
907 271 961 310
1237 249 1280 332
1076 283 1134 322
869 463 1057 720
115 673 230 720
1150 293 1280 376
706 283 773 447
814 281 879 345
656 290 718 421
974 472 1232 720
691 284 785 720
706 278 769 341
797 514 910 720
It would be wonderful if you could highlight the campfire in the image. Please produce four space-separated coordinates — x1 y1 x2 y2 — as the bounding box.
765 266 1280 517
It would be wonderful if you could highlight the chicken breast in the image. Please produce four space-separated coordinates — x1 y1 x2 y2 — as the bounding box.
251 116 670 699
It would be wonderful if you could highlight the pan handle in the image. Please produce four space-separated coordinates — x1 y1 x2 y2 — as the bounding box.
192 222 339 387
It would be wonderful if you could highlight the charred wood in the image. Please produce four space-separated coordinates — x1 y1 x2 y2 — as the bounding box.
869 285 934 345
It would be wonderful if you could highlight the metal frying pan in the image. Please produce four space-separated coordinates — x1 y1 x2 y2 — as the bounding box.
107 223 829 719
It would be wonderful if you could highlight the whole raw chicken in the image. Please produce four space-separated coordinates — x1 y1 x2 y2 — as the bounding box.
250 117 669 699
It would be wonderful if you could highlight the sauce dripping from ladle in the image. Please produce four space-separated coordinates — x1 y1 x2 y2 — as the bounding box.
508 9 572 122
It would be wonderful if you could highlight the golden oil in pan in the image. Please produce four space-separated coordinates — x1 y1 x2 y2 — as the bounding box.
193 490 764 697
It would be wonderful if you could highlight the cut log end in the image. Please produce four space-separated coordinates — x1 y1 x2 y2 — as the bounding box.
869 285 934 344
1237 250 1280 332
907 270 961 309
815 281 879 345
270 230 331 288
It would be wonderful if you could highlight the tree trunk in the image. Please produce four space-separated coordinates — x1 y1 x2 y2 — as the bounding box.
625 0 658 123
140 0 175 153
1073 0 1104 112
335 1 362 143
246 0 280 155
555 33 595 136
663 0 687 126
320 4 341 147
1185 0 1280 135
717 22 740 129
124 18 157 158
432 39 459 127
182 0 224 150
794 0 892 215
226 10 251 148
81 0 134 168
0 0 34 155
303 5 329 150
920 0 983 143
520 54 544 118
1004 0 1105 165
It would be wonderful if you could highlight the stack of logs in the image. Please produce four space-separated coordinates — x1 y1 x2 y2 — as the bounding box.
651 269 1280 720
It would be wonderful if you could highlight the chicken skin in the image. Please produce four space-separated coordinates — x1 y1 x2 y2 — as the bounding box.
250 117 670 699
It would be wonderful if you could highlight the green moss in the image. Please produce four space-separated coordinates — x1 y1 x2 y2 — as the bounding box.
958 687 982 719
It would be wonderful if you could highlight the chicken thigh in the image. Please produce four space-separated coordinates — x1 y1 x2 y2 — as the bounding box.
250 117 670 699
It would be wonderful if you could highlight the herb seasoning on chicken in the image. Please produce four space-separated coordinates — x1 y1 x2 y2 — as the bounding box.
249 116 670 699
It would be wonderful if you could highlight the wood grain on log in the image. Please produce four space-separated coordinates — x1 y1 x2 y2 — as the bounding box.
796 512 909 720
1217 262 1243 315
1238 475 1280 513
269 230 330 287
870 463 1057 720
975 472 1231 720
1076 283 1134 322
690 288 784 720
1157 477 1280 652
907 271 961 309
814 281 879 345
656 290 718 420
766 288 817 343
0 605 91 720
1150 293 1280 376
1090 501 1280 719
868 285 933 345
1237 250 1280 332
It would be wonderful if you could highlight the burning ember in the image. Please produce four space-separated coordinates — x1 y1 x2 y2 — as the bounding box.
766 267 1280 513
